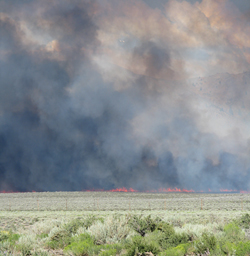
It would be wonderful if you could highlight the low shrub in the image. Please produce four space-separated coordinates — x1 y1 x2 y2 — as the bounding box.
64 233 121 256
129 215 161 237
86 243 122 256
236 241 250 256
156 224 190 250
32 251 49 256
99 248 117 256
0 231 10 242
129 216 191 252
87 215 132 244
64 218 84 234
220 241 236 255
160 243 190 256
16 235 37 256
72 233 95 243
224 223 245 242
237 214 250 230
0 240 13 255
0 231 19 245
83 215 102 229
175 223 219 239
157 223 175 236
32 219 62 235
194 232 217 255
129 215 162 236
101 244 123 255
166 232 189 249
125 235 161 256
8 233 20 244
36 233 48 240
0 232 20 255
18 244 32 256
128 214 190 250
64 236 94 256
46 216 103 249
46 226 71 249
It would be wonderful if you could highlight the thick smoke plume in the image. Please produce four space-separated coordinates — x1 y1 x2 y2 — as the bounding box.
0 0 250 192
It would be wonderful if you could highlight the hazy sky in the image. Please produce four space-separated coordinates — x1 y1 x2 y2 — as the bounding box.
142 0 250 12
0 0 250 192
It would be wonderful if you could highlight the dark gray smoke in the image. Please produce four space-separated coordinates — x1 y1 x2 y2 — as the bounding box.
0 0 250 192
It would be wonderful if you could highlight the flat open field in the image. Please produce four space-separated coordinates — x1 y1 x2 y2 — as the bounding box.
0 191 249 211
1 192 250 256
0 192 249 231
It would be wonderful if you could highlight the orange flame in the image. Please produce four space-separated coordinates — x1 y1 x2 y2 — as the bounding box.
0 190 15 193
0 187 248 193
82 187 245 193
110 187 138 192
220 189 237 192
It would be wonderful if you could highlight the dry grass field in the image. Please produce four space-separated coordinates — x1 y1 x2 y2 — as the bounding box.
0 192 249 232
0 191 249 211
1 192 250 256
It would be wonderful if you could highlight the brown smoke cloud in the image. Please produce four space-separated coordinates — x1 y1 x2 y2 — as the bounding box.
0 0 250 192
93 0 250 78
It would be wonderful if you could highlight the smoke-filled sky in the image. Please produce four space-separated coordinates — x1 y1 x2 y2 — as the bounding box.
0 0 250 192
